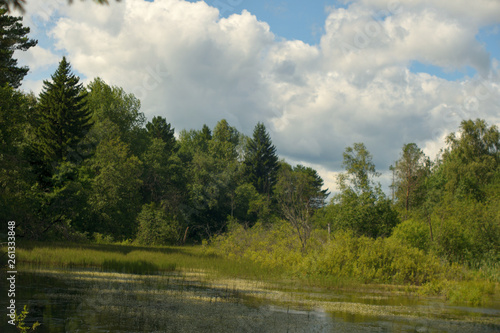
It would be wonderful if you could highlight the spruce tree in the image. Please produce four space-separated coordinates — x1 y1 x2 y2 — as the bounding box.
244 122 279 196
0 8 37 88
37 57 92 164
146 116 176 153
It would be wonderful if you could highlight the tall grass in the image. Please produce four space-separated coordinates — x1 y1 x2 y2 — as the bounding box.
12 241 282 280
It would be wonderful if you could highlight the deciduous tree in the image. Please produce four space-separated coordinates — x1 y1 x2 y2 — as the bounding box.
392 143 430 216
332 143 398 238
275 162 328 249
442 119 500 201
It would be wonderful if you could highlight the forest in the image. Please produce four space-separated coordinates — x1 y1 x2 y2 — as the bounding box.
1 8 499 297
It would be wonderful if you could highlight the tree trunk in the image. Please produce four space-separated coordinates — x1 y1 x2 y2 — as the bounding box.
427 215 433 242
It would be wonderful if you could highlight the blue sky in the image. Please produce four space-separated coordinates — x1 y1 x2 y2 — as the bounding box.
15 0 500 192
213 0 332 44
201 0 499 81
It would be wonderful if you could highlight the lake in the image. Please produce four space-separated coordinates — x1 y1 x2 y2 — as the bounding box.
1 267 499 332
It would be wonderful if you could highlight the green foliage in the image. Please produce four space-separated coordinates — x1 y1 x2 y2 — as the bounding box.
301 230 443 285
231 182 273 226
17 242 179 273
420 278 497 306
0 87 36 224
210 222 304 271
431 196 500 264
146 115 176 152
87 128 143 239
329 143 399 238
140 137 185 205
275 162 329 248
340 142 380 194
0 8 37 88
2 45 497 278
243 122 279 196
36 57 92 166
210 119 240 161
136 203 182 246
15 305 40 333
211 225 446 286
86 78 146 155
391 143 430 215
179 120 246 238
391 218 430 251
441 119 499 201
93 232 114 244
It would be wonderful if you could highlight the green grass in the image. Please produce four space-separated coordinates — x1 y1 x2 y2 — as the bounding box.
10 241 284 280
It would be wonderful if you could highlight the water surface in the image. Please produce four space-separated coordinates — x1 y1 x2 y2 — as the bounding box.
1 268 499 332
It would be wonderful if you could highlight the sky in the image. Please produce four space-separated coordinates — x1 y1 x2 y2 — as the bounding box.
12 0 500 194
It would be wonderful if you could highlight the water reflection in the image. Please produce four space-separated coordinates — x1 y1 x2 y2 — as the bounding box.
1 268 499 332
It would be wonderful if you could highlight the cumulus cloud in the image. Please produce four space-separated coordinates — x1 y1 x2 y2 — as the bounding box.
19 0 500 192
15 45 59 71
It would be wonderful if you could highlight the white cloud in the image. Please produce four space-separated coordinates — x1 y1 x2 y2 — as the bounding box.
16 45 59 71
18 0 500 192
320 3 492 76
20 79 45 95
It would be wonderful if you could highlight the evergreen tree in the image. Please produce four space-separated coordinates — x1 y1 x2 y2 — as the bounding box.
0 8 37 88
244 122 279 196
146 116 176 153
36 57 92 165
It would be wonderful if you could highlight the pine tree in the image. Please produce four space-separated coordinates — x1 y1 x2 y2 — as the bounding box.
0 8 37 88
244 122 279 196
37 57 92 164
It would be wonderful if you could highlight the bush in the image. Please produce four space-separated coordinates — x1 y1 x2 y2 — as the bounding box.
135 203 181 245
93 232 114 244
209 221 304 271
211 226 445 286
300 230 443 285
431 197 500 264
390 218 430 252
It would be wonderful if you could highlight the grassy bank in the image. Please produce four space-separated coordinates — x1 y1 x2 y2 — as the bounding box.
6 235 499 306
10 241 284 281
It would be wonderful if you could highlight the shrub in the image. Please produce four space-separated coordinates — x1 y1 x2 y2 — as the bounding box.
300 230 443 285
209 221 303 271
390 218 430 251
135 203 181 245
210 225 447 286
93 232 114 244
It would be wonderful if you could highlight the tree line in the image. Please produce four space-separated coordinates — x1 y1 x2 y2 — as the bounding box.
1 9 499 267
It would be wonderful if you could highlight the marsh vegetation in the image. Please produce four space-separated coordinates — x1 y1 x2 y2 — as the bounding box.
0 241 498 332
